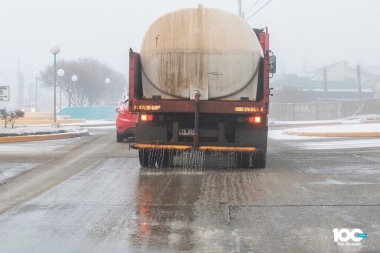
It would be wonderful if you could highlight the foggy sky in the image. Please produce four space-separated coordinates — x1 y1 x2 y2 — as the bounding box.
1 0 379 93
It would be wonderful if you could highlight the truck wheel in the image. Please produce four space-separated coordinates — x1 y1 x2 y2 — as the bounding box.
253 152 266 168
235 152 250 168
157 151 173 167
258 152 266 168
139 150 157 167
116 132 124 142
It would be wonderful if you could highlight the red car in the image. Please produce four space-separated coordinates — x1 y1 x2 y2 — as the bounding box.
116 100 137 142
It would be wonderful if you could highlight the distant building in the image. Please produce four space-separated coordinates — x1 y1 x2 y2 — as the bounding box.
311 61 372 89
271 61 375 102
365 75 380 98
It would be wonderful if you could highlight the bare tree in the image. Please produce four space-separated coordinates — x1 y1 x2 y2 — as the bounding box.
40 58 126 106
0 109 24 128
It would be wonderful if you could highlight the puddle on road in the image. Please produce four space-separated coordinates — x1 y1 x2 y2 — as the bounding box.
0 163 41 184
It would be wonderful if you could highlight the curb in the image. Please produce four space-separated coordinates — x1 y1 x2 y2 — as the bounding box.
284 130 380 137
64 123 115 127
0 130 89 143
361 120 380 124
269 121 342 128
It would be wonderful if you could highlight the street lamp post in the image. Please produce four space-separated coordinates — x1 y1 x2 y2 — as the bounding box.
49 43 61 123
105 78 111 105
57 69 65 117
237 0 242 17
71 75 78 107
33 71 40 111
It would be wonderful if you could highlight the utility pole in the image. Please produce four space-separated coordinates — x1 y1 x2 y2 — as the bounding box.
323 69 328 99
238 0 242 17
17 58 25 109
356 65 362 98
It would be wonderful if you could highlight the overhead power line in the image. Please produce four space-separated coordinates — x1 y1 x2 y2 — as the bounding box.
245 0 272 21
245 0 261 14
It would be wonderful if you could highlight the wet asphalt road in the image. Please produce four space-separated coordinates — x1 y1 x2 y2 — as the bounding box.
0 127 379 253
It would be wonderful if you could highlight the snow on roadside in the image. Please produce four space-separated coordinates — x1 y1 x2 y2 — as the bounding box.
342 114 380 121
284 123 380 134
0 126 87 137
270 114 380 125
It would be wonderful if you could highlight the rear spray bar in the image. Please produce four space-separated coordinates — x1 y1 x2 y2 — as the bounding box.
131 144 257 153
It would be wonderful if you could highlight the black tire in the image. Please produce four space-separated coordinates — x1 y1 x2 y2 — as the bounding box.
157 151 173 167
116 132 124 143
139 150 157 167
252 152 266 168
235 152 250 168
258 152 266 168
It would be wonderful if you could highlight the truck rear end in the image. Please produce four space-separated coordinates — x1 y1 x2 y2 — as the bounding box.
128 6 275 168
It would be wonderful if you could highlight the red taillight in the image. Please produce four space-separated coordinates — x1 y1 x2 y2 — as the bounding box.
248 116 261 124
141 114 153 121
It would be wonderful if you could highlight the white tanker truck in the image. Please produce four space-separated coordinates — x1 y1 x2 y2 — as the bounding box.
128 5 276 168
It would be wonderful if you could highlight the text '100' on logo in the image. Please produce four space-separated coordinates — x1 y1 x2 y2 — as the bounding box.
333 228 367 246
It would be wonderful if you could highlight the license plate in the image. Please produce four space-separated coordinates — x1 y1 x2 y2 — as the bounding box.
179 128 194 136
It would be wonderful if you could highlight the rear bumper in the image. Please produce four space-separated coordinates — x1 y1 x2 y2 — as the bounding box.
117 126 135 137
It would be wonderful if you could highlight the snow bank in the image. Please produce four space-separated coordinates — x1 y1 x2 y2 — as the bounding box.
0 126 87 137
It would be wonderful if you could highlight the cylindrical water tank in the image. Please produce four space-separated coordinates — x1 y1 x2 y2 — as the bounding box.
140 5 262 100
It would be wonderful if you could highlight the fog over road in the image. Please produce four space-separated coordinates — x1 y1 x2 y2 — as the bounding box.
0 128 379 252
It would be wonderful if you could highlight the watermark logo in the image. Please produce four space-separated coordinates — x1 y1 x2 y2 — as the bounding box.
333 228 367 246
